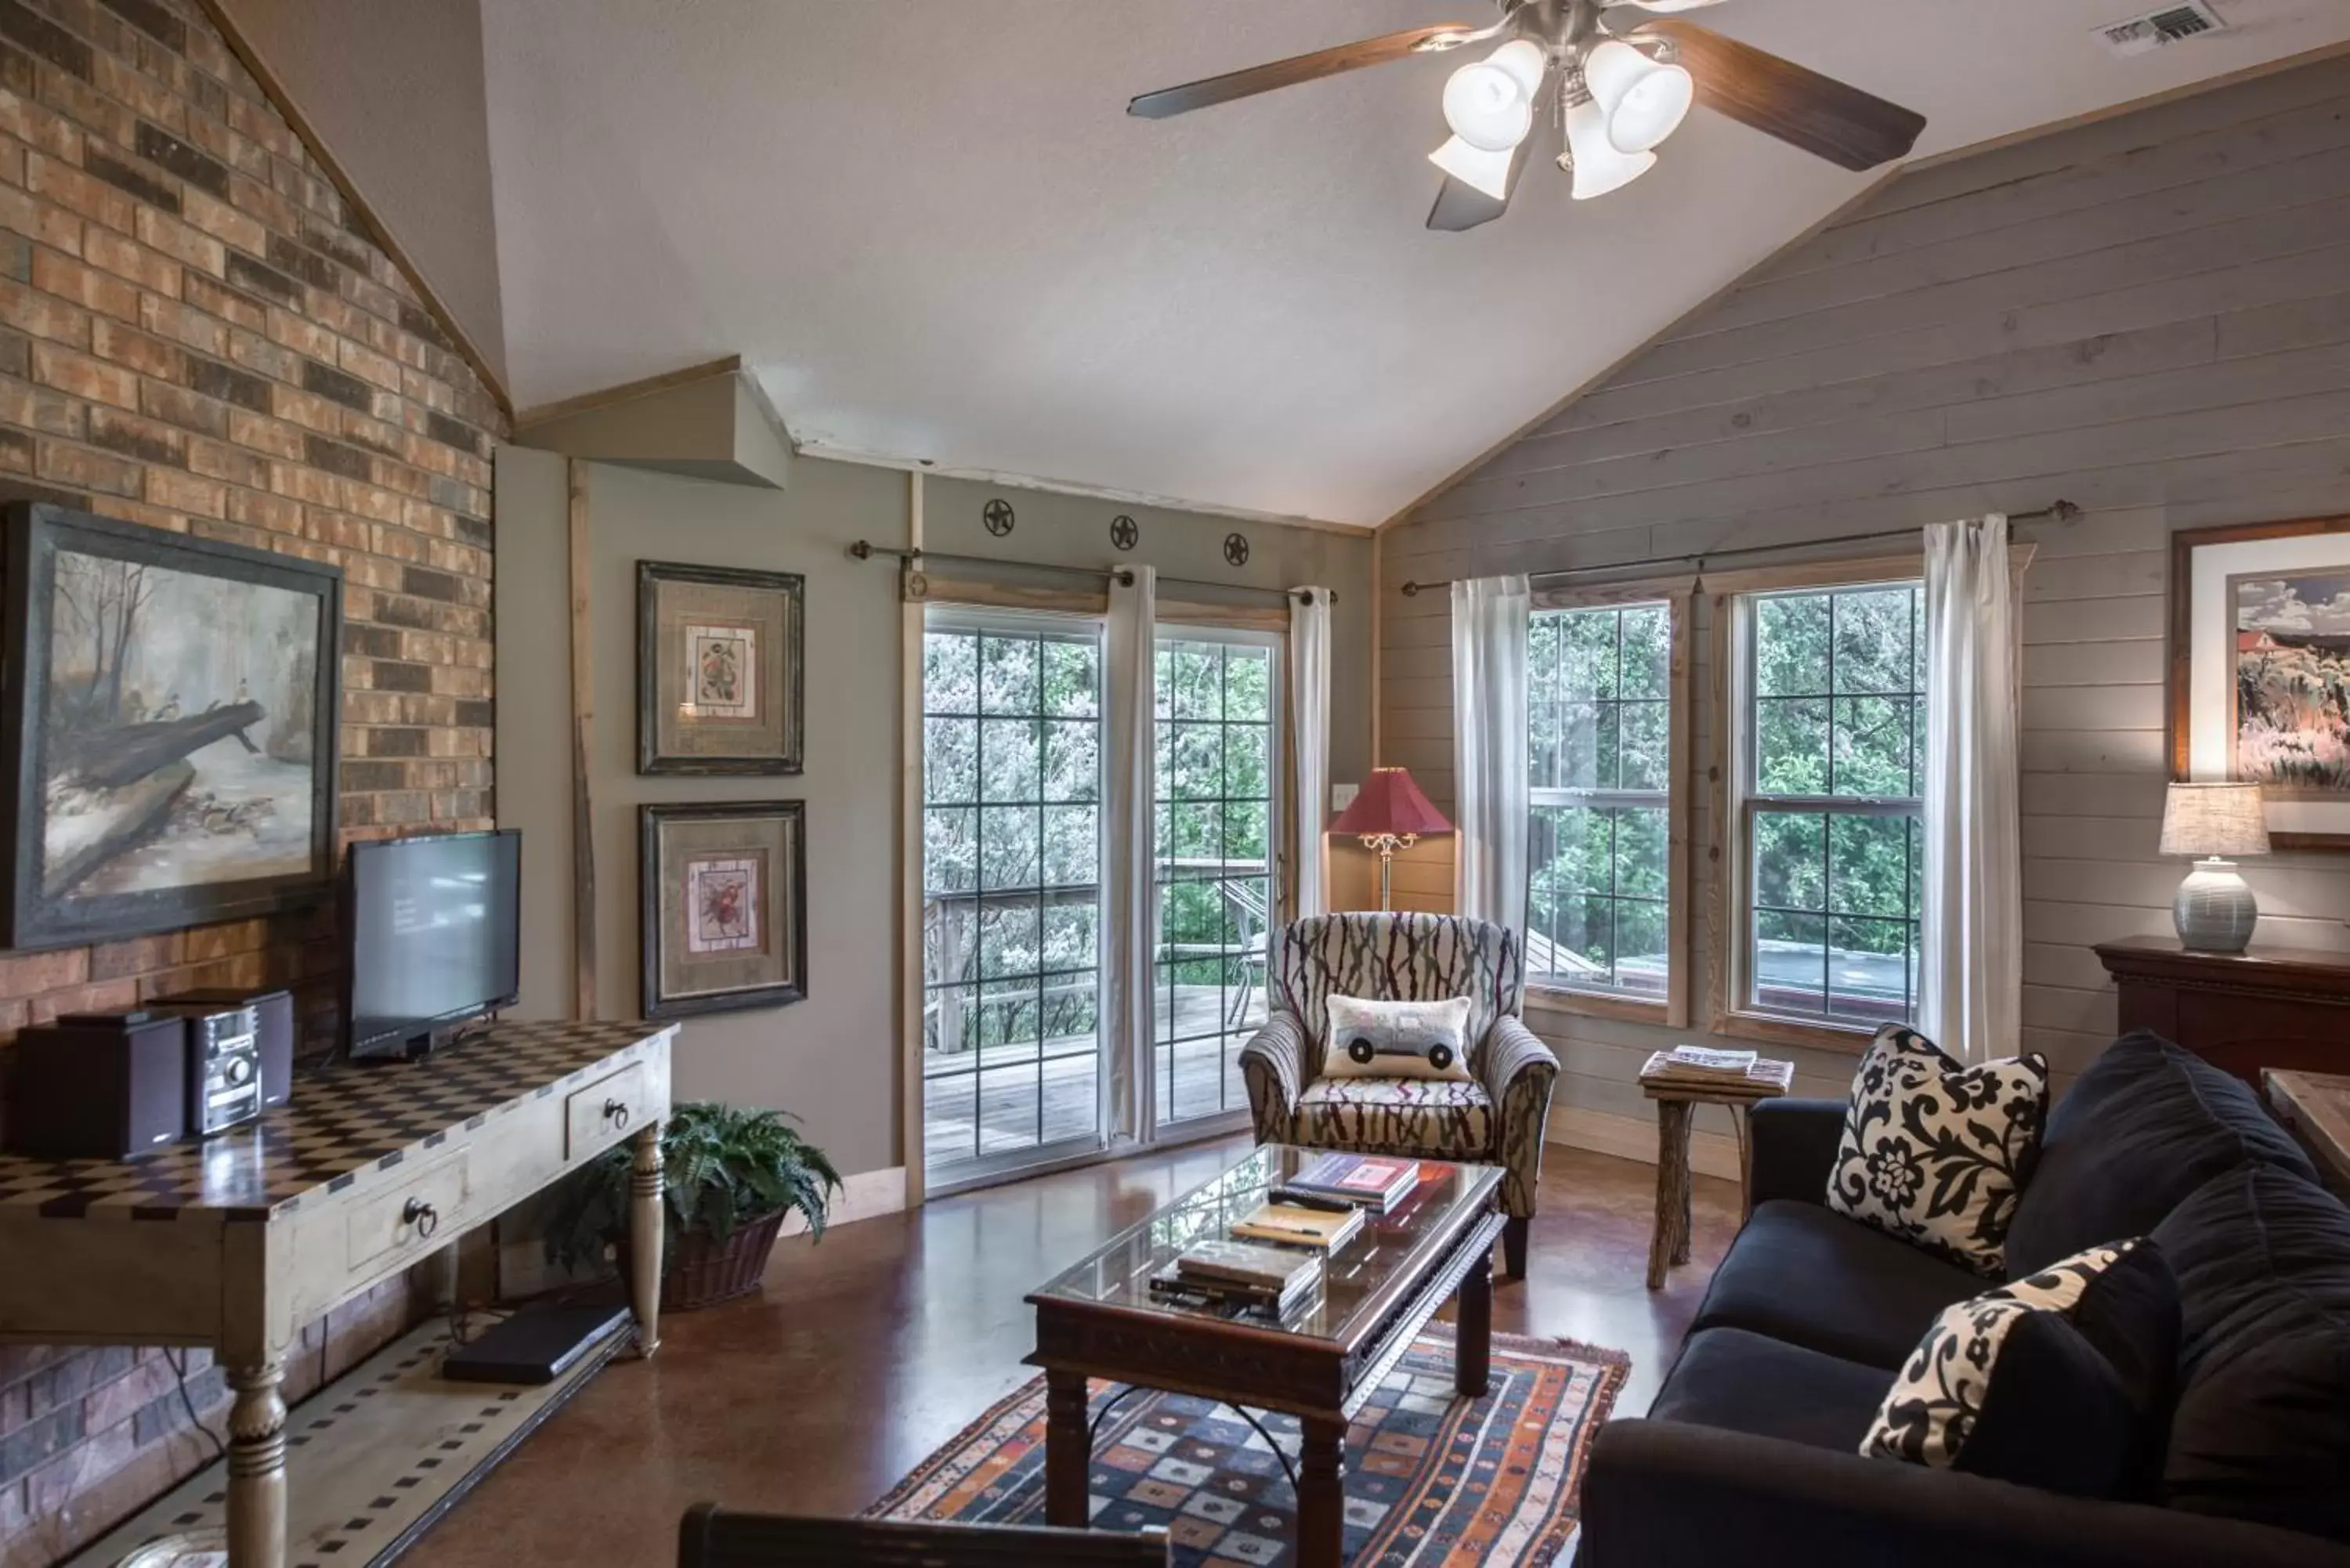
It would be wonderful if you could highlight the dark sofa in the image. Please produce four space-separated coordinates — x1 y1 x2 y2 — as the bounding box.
1582 1031 2350 1568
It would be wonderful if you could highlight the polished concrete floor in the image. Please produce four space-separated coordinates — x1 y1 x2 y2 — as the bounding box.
403 1140 1741 1568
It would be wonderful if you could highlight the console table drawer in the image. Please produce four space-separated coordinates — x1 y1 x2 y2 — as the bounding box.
566 1062 649 1158
349 1154 472 1271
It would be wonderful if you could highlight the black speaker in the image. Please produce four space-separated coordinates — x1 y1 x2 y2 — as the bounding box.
3 1013 188 1160
157 986 295 1108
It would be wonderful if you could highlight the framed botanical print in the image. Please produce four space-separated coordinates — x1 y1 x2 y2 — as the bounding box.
0 502 342 949
637 560 804 775
2170 515 2350 849
641 800 808 1018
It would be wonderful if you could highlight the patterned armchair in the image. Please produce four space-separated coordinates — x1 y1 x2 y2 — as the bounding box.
1238 912 1559 1279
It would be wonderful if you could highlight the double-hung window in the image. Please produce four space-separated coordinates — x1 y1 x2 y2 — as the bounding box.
1727 580 1925 1031
1525 596 1685 1014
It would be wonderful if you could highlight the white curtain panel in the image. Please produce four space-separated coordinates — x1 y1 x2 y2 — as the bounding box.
1104 565 1158 1143
1920 515 2023 1064
1451 574 1531 930
1289 585 1333 917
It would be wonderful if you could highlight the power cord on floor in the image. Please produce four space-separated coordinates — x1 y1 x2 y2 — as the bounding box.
164 1346 228 1465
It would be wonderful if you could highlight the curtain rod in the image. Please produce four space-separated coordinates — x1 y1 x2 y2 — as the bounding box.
847 540 1334 605
1395 500 2081 598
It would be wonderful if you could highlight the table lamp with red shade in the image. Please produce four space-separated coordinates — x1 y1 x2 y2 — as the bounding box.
1331 766 1454 911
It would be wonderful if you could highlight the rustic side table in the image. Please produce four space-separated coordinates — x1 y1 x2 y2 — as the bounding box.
1640 1056 1792 1289
2264 1068 2350 1200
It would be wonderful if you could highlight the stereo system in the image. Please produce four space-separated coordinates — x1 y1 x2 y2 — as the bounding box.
1 988 296 1160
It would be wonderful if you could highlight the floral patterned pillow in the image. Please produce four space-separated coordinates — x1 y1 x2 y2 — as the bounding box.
1826 1024 2049 1276
1862 1238 2178 1498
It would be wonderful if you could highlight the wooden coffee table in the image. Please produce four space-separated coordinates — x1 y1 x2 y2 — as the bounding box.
1026 1145 1505 1568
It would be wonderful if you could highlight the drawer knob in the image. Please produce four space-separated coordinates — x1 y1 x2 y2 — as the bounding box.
402 1197 439 1239
603 1097 631 1130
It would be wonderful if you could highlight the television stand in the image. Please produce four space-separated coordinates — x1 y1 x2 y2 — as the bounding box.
0 1018 674 1568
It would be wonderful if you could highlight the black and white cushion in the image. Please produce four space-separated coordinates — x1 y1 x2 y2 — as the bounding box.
1321 995 1474 1083
1827 1024 2048 1276
1863 1238 2181 1499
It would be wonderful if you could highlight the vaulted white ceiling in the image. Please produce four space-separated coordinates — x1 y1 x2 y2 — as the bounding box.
465 0 2349 526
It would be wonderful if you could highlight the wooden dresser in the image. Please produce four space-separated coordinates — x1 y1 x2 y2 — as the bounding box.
0 1018 674 1568
2094 936 2350 1082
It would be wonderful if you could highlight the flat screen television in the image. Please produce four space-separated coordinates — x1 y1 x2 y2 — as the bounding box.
343 829 521 1060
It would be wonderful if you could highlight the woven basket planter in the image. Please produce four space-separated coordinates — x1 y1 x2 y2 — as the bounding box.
619 1209 786 1313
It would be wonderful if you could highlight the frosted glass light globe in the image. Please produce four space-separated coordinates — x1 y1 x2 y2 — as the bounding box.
1562 92 1656 199
1441 58 1535 152
1584 39 1693 154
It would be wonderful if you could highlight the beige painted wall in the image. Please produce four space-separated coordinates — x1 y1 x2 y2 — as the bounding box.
225 0 508 386
1378 55 2350 1160
495 451 1379 1179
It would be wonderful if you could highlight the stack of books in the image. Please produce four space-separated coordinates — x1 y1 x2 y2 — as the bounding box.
1640 1045 1795 1097
1231 1198 1365 1251
1274 1152 1420 1214
1151 1238 1324 1316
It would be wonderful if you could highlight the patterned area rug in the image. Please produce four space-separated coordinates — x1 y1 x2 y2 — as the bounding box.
867 1325 1630 1566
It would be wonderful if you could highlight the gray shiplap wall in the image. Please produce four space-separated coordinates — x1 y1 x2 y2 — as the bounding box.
1378 56 2350 1151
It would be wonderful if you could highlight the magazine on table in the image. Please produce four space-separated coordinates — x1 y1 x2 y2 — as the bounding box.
1278 1152 1420 1212
1231 1199 1365 1251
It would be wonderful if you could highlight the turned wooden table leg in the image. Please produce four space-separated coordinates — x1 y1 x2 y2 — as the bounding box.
1296 1413 1347 1568
1455 1243 1493 1397
226 1359 287 1568
629 1121 664 1357
1647 1098 1694 1290
1043 1370 1091 1528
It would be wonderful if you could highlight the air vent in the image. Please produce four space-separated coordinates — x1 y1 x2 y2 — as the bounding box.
2095 2 2227 57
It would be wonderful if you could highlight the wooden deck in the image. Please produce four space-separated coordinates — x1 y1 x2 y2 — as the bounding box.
923 985 1263 1172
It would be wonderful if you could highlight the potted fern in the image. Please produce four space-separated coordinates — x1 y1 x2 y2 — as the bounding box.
548 1101 842 1311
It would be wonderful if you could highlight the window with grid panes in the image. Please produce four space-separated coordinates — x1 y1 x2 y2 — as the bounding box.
1152 633 1278 1128
1737 582 1924 1028
918 617 1105 1175
1526 602 1672 999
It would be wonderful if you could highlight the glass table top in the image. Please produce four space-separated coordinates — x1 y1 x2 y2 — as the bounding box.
1029 1145 1504 1347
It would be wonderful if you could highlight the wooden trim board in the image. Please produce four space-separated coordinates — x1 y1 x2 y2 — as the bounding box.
515 355 744 432
901 474 928 1209
778 1165 909 1240
567 460 597 1021
192 0 514 422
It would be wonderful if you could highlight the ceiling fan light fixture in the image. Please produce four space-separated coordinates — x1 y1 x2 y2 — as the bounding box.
1561 93 1657 199
1441 40 1546 152
1429 133 1516 201
1583 39 1693 154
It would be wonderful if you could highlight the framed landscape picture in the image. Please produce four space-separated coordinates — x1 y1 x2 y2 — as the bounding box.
640 800 808 1018
2171 515 2350 849
637 560 804 775
0 502 342 948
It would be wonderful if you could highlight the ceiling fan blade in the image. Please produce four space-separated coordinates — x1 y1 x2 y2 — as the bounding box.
1129 23 1484 119
1427 175 1510 231
1637 18 1925 172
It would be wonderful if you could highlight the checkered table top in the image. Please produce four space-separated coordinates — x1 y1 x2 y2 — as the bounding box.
0 1019 672 1223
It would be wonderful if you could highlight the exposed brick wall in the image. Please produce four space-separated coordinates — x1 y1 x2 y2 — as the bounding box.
0 0 504 1559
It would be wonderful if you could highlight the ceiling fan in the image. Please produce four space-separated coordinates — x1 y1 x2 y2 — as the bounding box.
1127 0 1927 231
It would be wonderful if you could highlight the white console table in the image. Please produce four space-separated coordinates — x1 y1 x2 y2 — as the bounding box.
0 1018 674 1568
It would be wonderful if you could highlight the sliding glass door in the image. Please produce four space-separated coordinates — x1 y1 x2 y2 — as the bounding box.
1152 630 1280 1134
920 610 1104 1186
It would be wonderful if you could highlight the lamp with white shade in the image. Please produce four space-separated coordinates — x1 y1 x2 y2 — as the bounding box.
2159 782 2269 952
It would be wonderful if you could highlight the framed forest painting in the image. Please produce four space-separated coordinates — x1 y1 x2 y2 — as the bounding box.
1 503 342 948
2171 515 2350 849
637 560 804 775
641 800 808 1018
